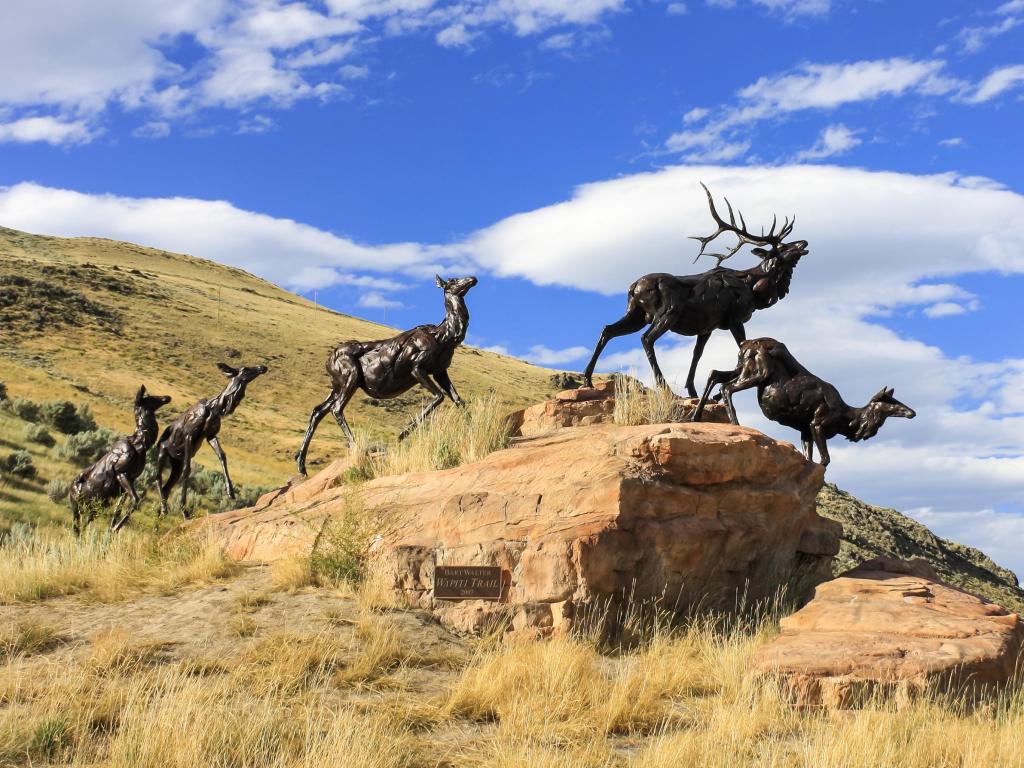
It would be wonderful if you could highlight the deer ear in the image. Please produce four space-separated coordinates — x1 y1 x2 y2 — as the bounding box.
135 385 146 405
217 362 238 377
435 274 446 289
872 387 888 401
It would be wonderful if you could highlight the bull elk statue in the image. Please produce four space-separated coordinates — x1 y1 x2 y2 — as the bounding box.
582 183 808 397
296 275 477 476
692 338 916 466
69 385 172 534
155 363 268 515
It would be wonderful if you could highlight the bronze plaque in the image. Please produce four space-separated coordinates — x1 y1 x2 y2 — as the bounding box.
434 566 503 601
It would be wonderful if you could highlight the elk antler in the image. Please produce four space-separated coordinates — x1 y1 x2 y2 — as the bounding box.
690 182 796 265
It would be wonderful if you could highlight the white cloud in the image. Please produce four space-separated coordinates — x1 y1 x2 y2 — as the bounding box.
0 182 442 296
669 58 957 162
0 116 96 146
965 64 1024 103
666 2 688 15
0 0 626 139
132 121 171 139
997 0 1024 12
358 291 405 308
958 16 1020 54
923 301 973 318
939 136 964 147
525 344 591 365
793 123 860 161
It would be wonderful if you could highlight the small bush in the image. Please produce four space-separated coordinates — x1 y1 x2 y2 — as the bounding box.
57 428 118 467
0 381 7 401
311 494 378 586
47 477 71 503
5 396 40 422
4 450 37 479
24 423 55 447
40 399 97 434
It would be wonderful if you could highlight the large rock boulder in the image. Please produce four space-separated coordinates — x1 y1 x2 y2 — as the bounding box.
197 421 837 635
508 381 729 439
750 558 1024 708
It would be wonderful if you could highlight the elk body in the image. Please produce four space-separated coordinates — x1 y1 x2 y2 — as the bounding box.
582 184 808 397
155 363 268 515
295 275 477 476
692 337 916 466
69 386 172 534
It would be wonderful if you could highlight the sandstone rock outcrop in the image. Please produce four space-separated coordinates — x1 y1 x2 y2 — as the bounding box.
198 421 837 635
508 381 729 439
750 558 1024 707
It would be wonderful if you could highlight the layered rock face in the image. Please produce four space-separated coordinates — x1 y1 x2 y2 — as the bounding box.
750 558 1024 707
198 421 837 634
509 381 729 439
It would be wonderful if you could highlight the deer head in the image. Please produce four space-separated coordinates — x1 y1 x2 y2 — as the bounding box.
852 387 916 441
134 385 171 413
215 362 269 415
435 275 478 297
691 183 809 268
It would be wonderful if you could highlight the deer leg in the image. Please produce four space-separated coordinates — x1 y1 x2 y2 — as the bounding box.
641 315 676 391
155 446 170 516
719 369 767 426
434 369 462 406
692 367 739 422
70 491 83 537
159 458 183 516
811 411 831 468
582 305 647 387
330 395 357 447
207 436 235 499
801 433 814 462
296 393 338 476
111 474 139 532
398 369 446 441
684 332 712 398
179 436 193 519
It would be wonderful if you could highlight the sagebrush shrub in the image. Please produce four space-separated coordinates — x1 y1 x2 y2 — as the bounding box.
24 423 55 447
57 428 118 467
4 450 37 479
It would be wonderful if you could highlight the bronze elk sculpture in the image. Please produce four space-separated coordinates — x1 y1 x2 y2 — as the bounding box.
155 363 268 516
69 385 172 534
692 338 916 466
582 184 808 397
296 275 477 476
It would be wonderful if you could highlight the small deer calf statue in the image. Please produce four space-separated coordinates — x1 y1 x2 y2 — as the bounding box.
692 337 915 466
69 385 172 534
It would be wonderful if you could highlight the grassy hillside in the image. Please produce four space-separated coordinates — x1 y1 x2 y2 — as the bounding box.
0 226 564 526
817 483 1024 613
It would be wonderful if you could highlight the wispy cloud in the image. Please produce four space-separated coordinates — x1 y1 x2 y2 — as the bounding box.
793 123 860 161
964 64 1024 103
0 116 96 146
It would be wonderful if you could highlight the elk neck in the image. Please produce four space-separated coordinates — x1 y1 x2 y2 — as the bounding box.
133 407 161 451
750 255 796 308
840 402 886 443
211 381 247 417
435 292 469 346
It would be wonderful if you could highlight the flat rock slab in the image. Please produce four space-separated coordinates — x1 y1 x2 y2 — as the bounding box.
750 558 1024 708
196 422 837 635
508 381 729 439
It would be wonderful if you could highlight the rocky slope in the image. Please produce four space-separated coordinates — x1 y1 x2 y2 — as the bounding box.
816 484 1024 613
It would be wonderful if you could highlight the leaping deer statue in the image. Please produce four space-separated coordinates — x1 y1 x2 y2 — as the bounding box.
295 275 477 476
692 338 916 466
582 183 809 397
155 363 268 515
69 386 172 534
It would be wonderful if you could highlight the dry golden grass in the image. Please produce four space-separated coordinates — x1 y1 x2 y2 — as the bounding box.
613 375 681 426
0 526 238 604
2 571 1022 768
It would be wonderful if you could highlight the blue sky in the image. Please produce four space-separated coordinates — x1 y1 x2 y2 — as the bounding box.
2 0 1024 573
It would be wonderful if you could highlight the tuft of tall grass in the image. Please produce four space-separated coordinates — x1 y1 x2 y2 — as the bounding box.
0 525 238 604
613 374 681 426
350 392 512 480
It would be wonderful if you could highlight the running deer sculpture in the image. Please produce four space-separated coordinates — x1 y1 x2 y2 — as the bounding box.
155 363 268 515
692 337 916 466
582 184 809 397
295 275 477 476
69 386 172 534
